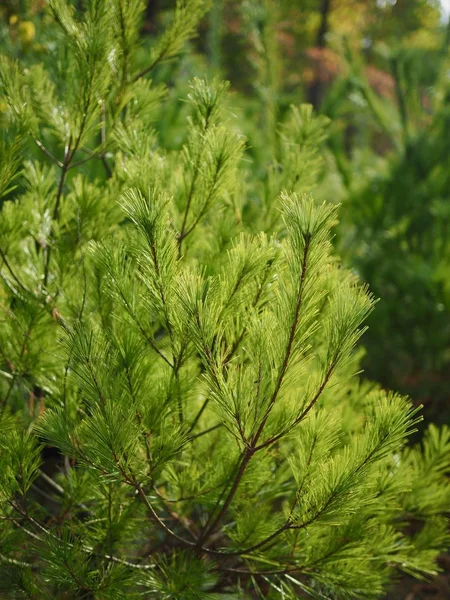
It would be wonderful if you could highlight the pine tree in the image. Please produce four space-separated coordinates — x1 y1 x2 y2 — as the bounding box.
324 33 450 419
0 2 449 599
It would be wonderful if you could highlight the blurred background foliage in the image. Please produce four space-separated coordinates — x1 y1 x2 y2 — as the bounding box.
1 0 449 443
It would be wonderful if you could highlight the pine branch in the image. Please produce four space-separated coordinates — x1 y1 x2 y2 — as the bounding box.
252 235 311 444
133 481 198 549
133 0 207 82
289 432 390 533
109 271 174 368
255 360 336 451
188 397 210 433
10 506 155 570
198 236 311 544
178 111 216 257
224 260 273 364
2 5 447 593
34 138 64 168
189 422 222 441
0 246 30 295
43 140 72 286
0 553 33 568
216 564 303 577
0 315 37 418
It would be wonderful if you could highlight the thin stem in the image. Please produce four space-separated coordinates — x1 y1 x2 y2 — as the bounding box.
225 261 273 364
0 316 36 417
289 437 387 533
136 411 152 472
43 141 72 286
177 108 215 257
31 483 61 505
197 238 311 544
0 553 32 568
10 507 154 570
134 482 197 549
194 452 244 542
255 360 336 451
252 236 311 444
68 154 96 170
34 138 64 168
110 272 173 367
188 397 210 433
38 470 64 494
189 422 222 441
197 448 255 546
100 100 112 177
178 166 201 257
43 73 97 285
290 436 317 557
152 490 198 541
0 374 17 418
215 564 303 577
0 246 30 295
133 57 160 83
202 485 300 557
178 154 223 247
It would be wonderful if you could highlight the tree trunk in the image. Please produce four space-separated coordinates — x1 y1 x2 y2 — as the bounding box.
308 0 331 108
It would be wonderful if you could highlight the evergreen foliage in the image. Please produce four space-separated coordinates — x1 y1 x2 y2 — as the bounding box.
0 2 449 599
325 37 450 416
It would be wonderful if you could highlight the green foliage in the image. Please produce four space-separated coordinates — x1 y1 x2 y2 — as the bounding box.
326 35 450 417
0 2 448 599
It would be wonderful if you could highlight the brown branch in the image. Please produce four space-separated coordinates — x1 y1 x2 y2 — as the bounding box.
133 482 197 549
43 73 98 285
197 448 255 547
68 154 97 170
197 238 311 545
201 485 301 558
34 138 63 168
255 360 336 451
133 57 160 83
252 236 311 445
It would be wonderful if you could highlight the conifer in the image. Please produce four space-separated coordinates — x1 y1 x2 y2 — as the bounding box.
0 2 448 599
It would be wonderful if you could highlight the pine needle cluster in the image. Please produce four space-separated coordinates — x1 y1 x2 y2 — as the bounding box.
0 2 448 599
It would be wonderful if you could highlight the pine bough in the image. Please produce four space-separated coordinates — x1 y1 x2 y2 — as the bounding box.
0 2 448 598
